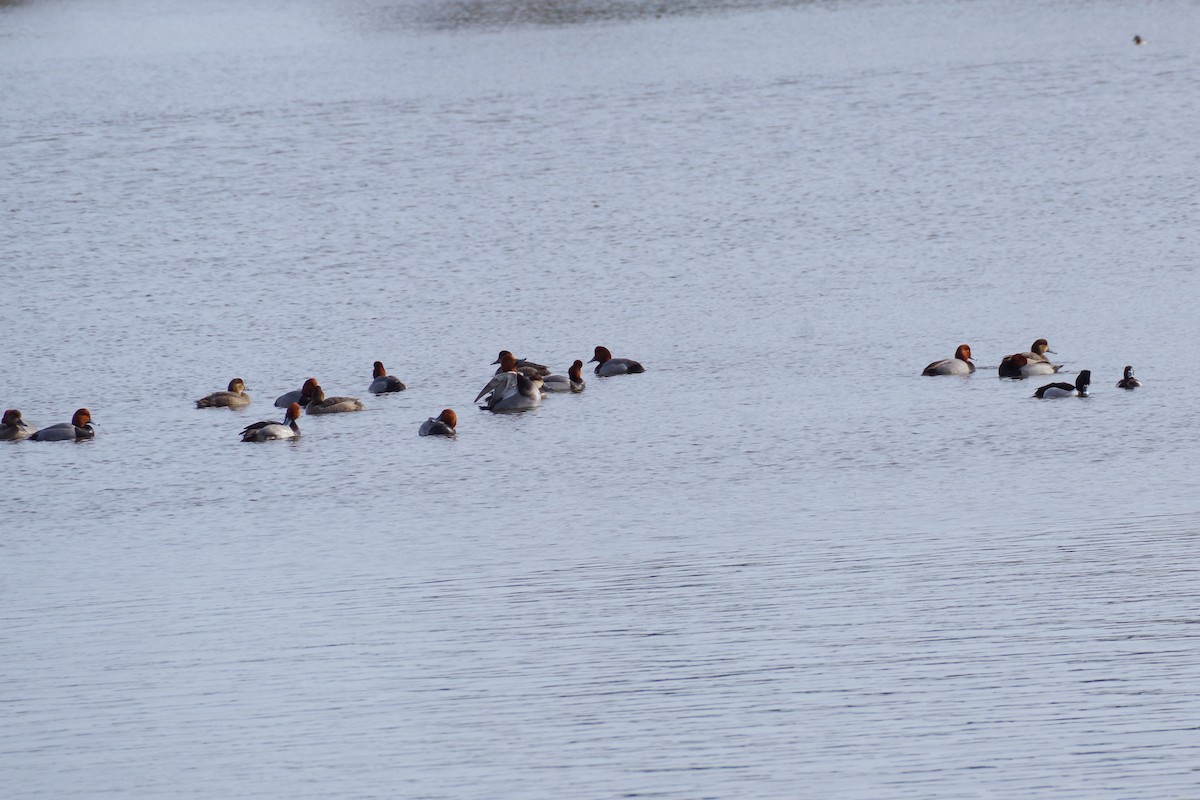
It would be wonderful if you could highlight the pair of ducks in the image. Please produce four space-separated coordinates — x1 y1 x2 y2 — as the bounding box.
271 378 365 414
237 404 457 441
1 408 95 441
922 340 1061 378
1030 366 1141 398
474 346 645 412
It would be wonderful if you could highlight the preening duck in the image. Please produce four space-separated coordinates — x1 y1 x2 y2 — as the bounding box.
196 378 251 409
589 346 644 376
369 361 406 394
305 385 365 414
275 378 318 408
492 350 549 379
240 403 301 441
1117 366 1142 389
30 408 94 441
475 369 542 412
1033 370 1091 399
922 344 975 376
543 360 586 393
419 409 457 437
1 409 37 440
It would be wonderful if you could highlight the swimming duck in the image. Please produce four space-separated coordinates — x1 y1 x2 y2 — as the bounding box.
543 360 587 393
196 378 251 409
1117 365 1142 389
922 344 975 376
1033 370 1091 398
275 378 318 408
369 361 406 394
492 350 550 378
30 408 94 441
305 385 365 414
999 353 1058 378
1133 35 1144 45
240 403 301 441
419 409 457 437
475 370 542 412
589 346 645 376
1 409 37 440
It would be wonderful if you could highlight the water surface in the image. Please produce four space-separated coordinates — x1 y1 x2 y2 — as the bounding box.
3 0 1200 797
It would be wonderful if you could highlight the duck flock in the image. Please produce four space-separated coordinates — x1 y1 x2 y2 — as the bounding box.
1 338 1141 443
0 345 645 443
922 338 1141 397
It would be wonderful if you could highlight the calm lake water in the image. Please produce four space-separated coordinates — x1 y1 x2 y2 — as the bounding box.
4 0 1200 797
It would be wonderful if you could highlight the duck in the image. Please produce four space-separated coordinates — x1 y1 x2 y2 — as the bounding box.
240 403 301 441
1 409 37 440
275 378 318 408
196 378 251 409
305 384 365 414
922 344 975 376
1033 370 1091 399
1133 35 1144 45
999 353 1058 378
369 361 406 394
999 339 1063 377
492 350 550 379
1117 365 1142 389
475 369 542 412
543 360 587 393
419 409 457 437
30 408 94 441
589 345 645 376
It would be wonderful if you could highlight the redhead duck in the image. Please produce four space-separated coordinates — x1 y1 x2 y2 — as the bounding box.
922 344 975 376
492 350 549 378
241 403 301 441
475 368 542 412
305 385 365 414
369 361 406 394
589 346 644 376
275 378 318 408
196 378 251 409
1034 370 1091 398
30 408 94 441
419 409 457 437
1 409 37 440
543 360 587 393
1117 365 1141 389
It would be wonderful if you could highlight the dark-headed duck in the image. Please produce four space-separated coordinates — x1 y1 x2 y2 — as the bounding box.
589 345 644 377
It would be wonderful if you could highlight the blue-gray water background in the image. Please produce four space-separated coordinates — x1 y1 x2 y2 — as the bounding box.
3 0 1199 797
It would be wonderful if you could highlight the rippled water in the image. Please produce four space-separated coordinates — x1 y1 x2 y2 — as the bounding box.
4 0 1200 797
